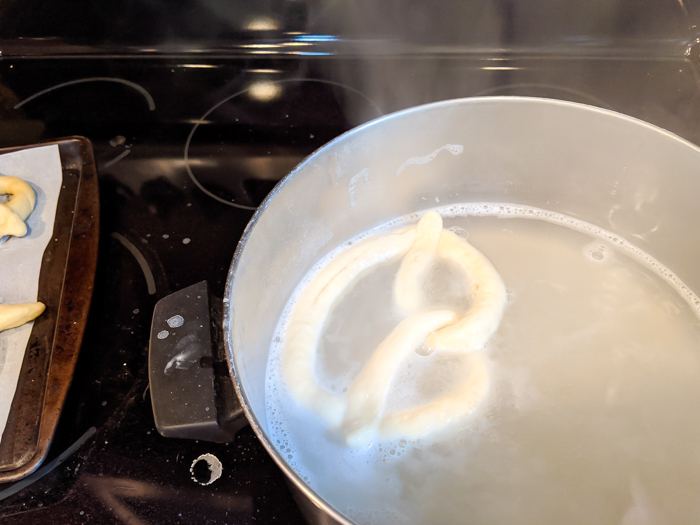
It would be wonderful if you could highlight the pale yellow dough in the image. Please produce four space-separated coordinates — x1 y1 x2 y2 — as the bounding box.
0 303 45 332
0 176 37 238
0 178 43 330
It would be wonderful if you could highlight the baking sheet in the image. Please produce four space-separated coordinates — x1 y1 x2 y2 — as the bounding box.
0 145 63 441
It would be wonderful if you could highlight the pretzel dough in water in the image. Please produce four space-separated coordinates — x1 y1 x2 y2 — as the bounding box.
394 211 506 354
282 227 417 427
394 211 443 314
341 309 458 447
379 351 489 441
282 211 505 445
425 230 507 353
0 176 36 238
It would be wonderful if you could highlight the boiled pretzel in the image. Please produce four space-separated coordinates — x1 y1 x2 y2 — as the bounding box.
379 351 489 441
0 303 45 332
425 229 507 353
341 309 457 447
0 176 36 238
282 211 505 445
394 211 506 353
394 211 442 314
282 227 417 426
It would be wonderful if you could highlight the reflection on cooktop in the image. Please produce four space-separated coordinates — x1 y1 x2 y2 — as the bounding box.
185 78 382 209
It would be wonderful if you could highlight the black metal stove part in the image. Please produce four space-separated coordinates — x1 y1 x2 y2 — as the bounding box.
149 281 245 443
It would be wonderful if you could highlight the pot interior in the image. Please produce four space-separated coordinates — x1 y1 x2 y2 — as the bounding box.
225 96 700 523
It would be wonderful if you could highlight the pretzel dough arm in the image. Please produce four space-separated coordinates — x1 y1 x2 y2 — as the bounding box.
1 177 36 220
394 211 443 313
282 228 417 426
379 352 489 441
0 303 45 332
0 176 37 238
426 230 507 353
0 207 28 237
342 309 457 447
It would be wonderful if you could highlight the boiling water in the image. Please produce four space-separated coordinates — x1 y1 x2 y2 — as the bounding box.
265 204 700 525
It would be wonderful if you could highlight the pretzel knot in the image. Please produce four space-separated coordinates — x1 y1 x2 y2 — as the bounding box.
282 211 506 447
0 176 36 238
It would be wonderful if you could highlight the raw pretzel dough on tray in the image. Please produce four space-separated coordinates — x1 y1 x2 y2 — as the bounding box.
0 176 36 238
0 144 63 445
0 175 44 333
0 303 45 333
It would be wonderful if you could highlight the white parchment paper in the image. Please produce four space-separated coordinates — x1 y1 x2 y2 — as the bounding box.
0 145 63 440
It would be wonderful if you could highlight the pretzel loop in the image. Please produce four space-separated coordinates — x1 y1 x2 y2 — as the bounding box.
0 176 36 238
283 211 505 446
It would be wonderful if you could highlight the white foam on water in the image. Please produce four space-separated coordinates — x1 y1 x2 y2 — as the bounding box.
436 203 700 316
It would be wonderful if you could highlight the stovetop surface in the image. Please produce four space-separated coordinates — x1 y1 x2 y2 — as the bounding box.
1 1 700 523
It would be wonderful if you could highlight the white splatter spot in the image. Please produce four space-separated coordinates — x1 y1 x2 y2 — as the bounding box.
182 238 191 245
396 144 463 177
348 168 369 208
164 335 199 373
167 315 184 328
163 234 170 239
157 330 169 340
190 453 223 486
109 135 126 147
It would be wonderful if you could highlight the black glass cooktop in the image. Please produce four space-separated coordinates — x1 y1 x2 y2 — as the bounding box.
1 0 700 523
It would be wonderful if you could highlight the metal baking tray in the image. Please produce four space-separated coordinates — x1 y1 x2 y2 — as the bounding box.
0 137 99 482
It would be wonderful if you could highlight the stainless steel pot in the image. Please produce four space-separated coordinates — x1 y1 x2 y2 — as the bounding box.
223 96 700 524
